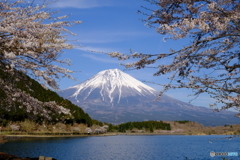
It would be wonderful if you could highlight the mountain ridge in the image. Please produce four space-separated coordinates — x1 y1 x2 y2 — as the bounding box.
58 69 240 126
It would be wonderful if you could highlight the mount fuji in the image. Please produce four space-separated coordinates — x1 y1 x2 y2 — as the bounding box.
58 69 240 126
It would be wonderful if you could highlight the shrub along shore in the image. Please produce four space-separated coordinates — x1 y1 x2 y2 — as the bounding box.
1 120 240 139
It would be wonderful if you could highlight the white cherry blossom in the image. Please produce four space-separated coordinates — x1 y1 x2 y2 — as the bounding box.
108 0 240 114
0 0 80 119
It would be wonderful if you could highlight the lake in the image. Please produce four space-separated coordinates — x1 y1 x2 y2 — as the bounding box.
0 135 239 160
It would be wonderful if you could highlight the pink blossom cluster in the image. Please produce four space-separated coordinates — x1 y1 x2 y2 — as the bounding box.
0 0 80 119
108 0 240 113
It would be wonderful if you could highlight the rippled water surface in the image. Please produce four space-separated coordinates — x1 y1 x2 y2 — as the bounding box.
0 135 240 160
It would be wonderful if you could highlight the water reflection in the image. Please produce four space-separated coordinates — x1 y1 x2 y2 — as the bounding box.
0 135 239 160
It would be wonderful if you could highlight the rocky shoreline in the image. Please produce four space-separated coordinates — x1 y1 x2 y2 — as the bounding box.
4 133 118 138
2 131 233 139
0 152 57 160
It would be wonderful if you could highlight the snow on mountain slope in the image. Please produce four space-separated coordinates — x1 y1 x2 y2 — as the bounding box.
58 69 240 126
61 69 158 104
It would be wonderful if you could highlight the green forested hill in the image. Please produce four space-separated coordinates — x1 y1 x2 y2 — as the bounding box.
0 69 93 126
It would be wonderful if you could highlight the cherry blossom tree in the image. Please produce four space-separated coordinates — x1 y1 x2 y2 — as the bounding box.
0 0 81 119
108 0 240 115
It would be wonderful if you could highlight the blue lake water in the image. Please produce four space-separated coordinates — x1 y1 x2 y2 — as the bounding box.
0 135 240 160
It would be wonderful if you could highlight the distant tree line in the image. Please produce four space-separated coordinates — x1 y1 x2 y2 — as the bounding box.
116 121 171 132
174 120 191 124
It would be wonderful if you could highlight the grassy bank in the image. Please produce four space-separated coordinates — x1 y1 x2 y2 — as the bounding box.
3 133 118 138
1 120 240 138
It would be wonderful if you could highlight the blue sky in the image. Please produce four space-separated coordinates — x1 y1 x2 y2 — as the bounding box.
47 0 219 109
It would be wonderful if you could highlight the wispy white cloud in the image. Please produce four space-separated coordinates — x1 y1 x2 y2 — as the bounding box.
76 30 154 44
76 46 120 53
81 54 120 64
51 0 116 9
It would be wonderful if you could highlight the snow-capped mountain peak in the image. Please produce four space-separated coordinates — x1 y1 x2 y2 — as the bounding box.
58 69 240 126
61 69 157 104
